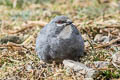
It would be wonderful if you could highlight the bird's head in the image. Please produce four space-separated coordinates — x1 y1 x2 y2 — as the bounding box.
50 16 73 27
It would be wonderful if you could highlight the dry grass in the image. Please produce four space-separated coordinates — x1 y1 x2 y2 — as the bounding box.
0 0 120 79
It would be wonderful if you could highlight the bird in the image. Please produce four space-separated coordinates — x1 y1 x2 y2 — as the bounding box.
35 16 84 63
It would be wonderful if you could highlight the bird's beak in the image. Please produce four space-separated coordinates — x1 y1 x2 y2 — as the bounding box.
66 19 73 25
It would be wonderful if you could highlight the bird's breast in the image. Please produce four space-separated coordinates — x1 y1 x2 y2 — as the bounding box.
57 25 72 39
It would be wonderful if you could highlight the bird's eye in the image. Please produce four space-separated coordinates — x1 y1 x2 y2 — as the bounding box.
56 20 65 24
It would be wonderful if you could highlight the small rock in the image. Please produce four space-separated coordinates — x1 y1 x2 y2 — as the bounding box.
93 61 110 69
112 51 120 68
85 68 98 78
101 36 110 43
26 64 33 71
94 34 110 43
26 61 33 71
94 34 103 42
63 60 98 78
63 59 88 71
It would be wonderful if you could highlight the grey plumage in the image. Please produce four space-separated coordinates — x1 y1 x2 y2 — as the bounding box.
35 16 84 62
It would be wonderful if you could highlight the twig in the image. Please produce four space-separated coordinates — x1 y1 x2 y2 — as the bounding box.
95 37 120 49
27 21 47 26
1 21 47 34
5 26 33 34
22 30 38 45
105 25 120 29
97 67 114 70
0 42 27 51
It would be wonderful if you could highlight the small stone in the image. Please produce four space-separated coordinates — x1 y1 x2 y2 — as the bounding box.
63 60 88 71
100 36 110 43
112 51 120 68
26 64 32 71
85 68 98 78
94 34 111 43
93 61 110 69
63 60 99 78
94 34 103 42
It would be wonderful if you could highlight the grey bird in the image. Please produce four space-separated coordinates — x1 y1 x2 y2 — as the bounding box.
35 16 84 63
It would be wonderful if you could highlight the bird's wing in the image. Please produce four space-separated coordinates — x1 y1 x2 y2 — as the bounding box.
35 32 51 62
